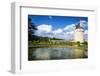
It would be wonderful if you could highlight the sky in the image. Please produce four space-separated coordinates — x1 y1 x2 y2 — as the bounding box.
28 15 88 40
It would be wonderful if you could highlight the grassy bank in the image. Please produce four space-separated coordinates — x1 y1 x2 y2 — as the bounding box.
28 40 88 49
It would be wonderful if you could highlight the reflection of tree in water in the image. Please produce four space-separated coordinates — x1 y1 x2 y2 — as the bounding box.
28 48 37 60
49 48 73 59
50 48 62 59
33 48 50 60
28 48 88 61
62 48 73 59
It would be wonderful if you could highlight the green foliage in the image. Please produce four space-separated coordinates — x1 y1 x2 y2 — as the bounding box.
28 18 37 41
31 37 75 46
81 41 88 48
82 41 88 45
76 41 80 47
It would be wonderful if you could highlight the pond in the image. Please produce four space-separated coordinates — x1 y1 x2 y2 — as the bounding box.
28 48 88 61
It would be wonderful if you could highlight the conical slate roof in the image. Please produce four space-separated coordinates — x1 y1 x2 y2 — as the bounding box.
75 22 83 29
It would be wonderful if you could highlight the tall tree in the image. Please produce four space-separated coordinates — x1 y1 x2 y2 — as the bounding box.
28 18 37 41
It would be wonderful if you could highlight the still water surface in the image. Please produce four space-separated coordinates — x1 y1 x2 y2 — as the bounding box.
28 48 87 60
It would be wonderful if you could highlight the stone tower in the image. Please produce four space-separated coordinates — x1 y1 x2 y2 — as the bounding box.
74 21 84 43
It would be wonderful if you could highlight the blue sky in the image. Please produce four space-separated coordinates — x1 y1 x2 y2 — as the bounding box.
28 15 88 40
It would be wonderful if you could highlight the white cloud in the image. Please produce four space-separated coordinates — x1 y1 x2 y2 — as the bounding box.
60 24 75 40
35 21 88 40
52 29 74 40
84 30 88 35
80 20 88 29
66 31 74 35
53 29 63 34
35 24 52 37
35 24 75 40
80 20 87 23
84 30 88 40
37 24 52 33
63 24 75 32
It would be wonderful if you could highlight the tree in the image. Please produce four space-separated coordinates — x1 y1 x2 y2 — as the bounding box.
82 41 88 45
28 18 37 41
82 41 88 48
76 41 80 47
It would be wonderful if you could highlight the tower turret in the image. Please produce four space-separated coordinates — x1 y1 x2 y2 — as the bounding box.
74 21 84 43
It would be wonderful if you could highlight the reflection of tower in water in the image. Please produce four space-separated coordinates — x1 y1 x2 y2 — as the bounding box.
72 48 84 58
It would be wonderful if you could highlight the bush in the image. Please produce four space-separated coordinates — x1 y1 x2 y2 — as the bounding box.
76 41 80 47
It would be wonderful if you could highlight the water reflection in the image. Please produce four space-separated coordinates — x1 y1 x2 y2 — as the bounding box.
72 48 86 58
28 48 87 60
